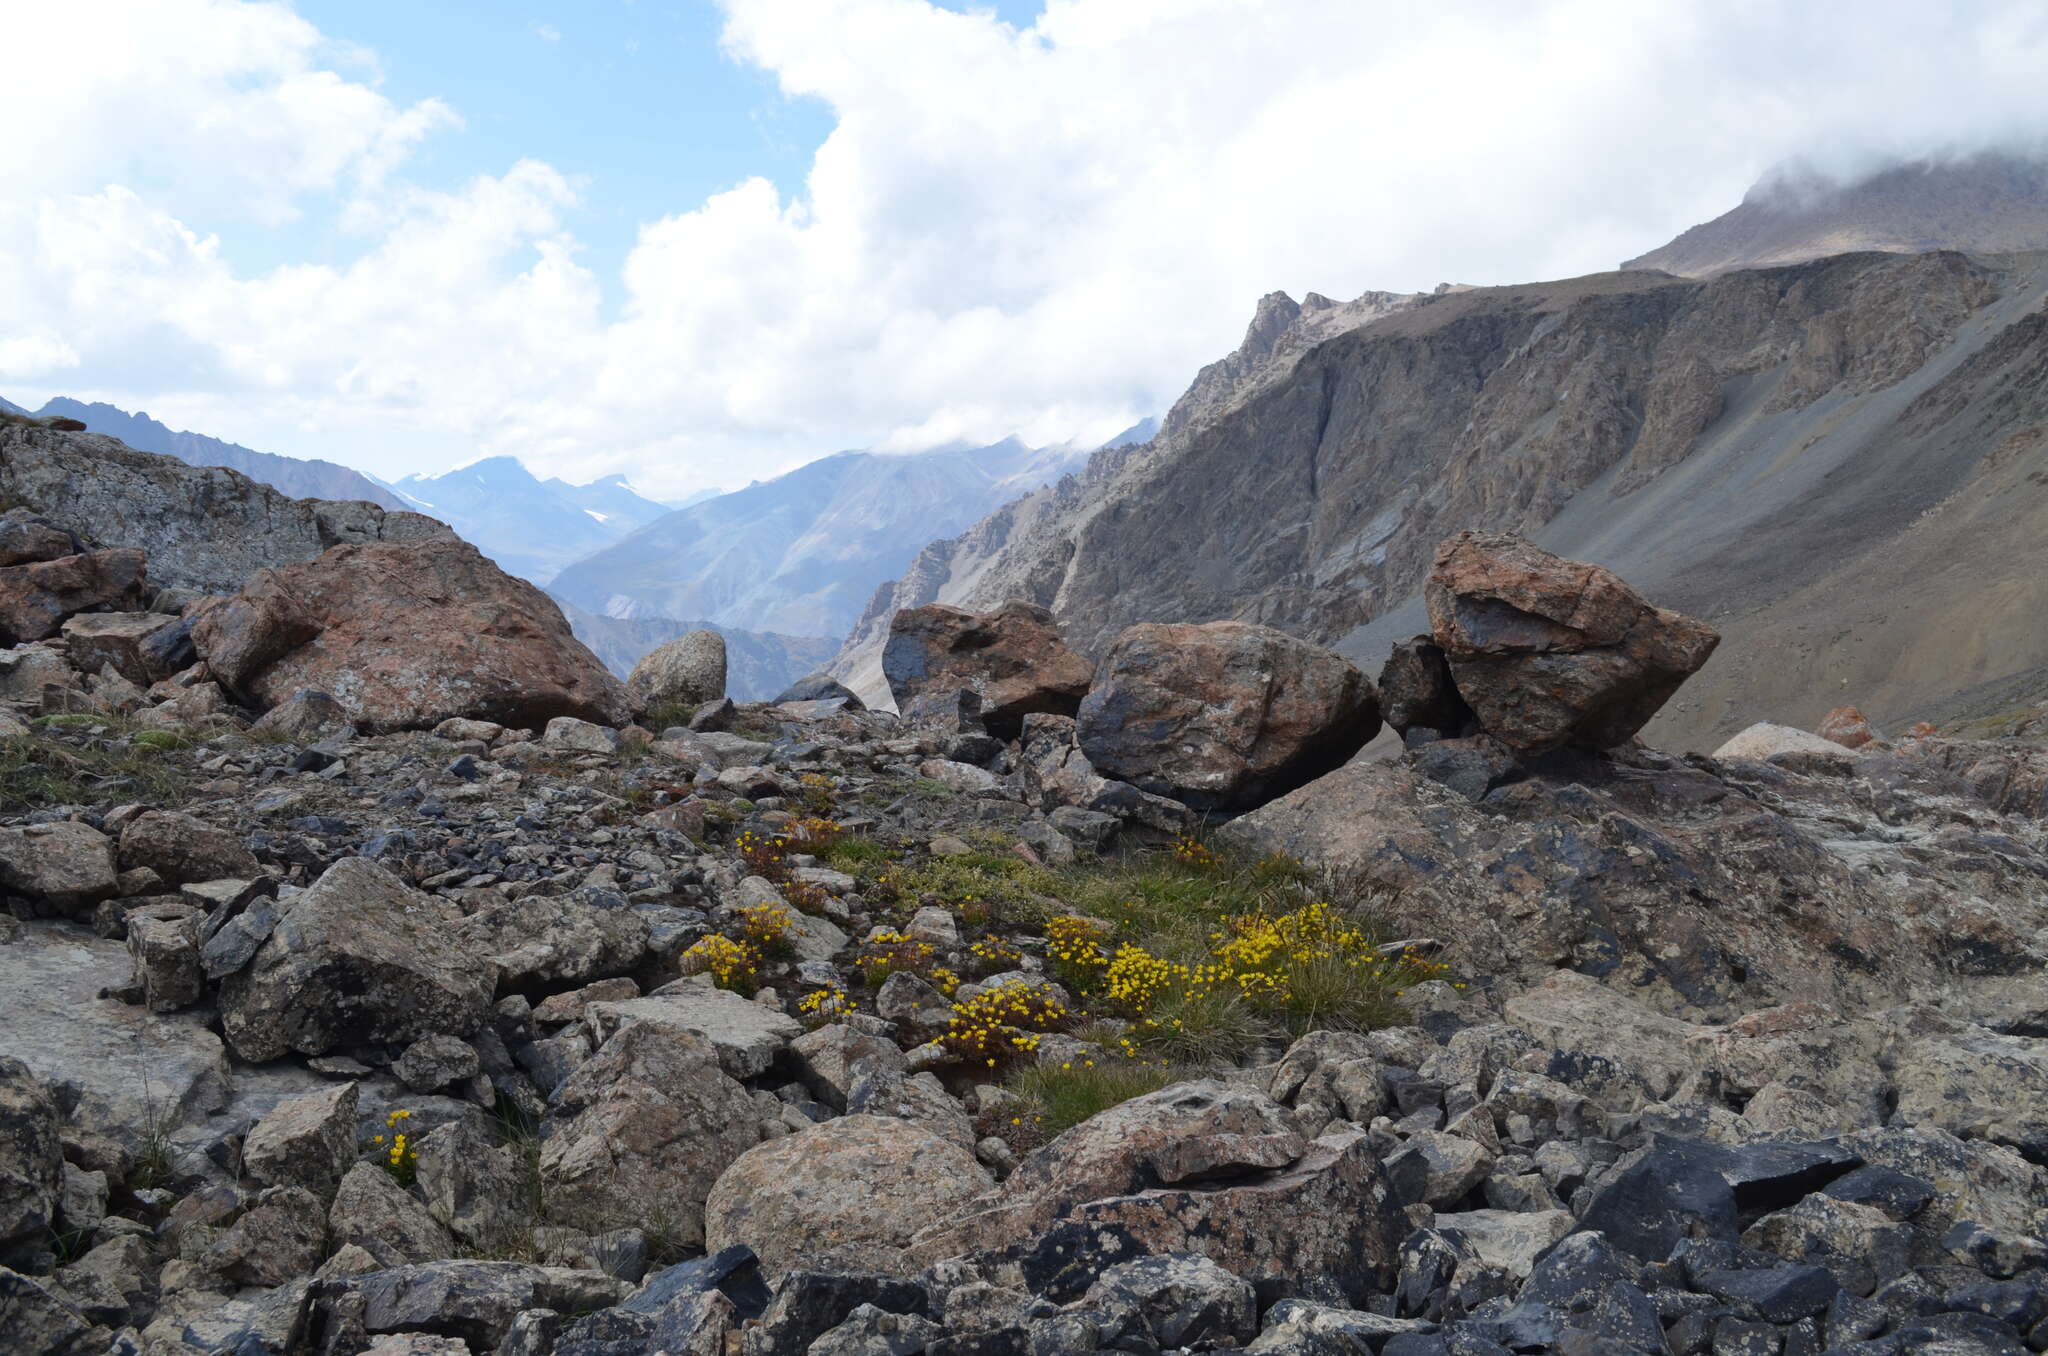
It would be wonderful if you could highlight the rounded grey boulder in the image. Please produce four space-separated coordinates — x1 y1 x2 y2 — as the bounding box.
629 630 727 710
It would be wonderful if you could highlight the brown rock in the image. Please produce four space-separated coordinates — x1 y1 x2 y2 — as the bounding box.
1076 620 1381 810
909 1081 1403 1306
1818 705 1881 750
0 549 146 644
627 630 727 709
1424 531 1719 753
704 1114 993 1279
118 809 259 887
244 1081 359 1199
190 537 629 733
538 1022 761 1246
57 613 182 685
247 688 354 743
0 822 120 914
882 600 1092 739
0 516 77 567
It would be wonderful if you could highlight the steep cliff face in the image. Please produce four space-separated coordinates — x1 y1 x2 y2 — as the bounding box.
832 249 2048 748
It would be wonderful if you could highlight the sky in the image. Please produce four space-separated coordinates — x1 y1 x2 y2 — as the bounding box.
4 0 2048 497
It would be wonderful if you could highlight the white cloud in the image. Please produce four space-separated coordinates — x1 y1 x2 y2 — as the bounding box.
534 22 562 42
3 0 2048 496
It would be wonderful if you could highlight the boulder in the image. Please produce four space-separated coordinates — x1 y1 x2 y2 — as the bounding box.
0 514 77 566
704 1114 993 1280
415 1119 531 1247
57 612 183 685
124 902 205 1012
883 600 1093 739
243 1081 358 1198
189 536 630 732
0 547 146 644
247 688 354 742
1713 722 1855 762
1377 634 1474 737
542 715 621 753
1081 1253 1258 1351
1891 1025 2048 1159
629 630 727 709
909 1081 1405 1306
0 1058 63 1248
0 1267 98 1356
0 822 119 914
453 890 650 991
220 856 496 1062
1077 620 1381 810
0 643 73 702
539 1022 761 1246
117 809 260 886
336 1260 629 1351
583 986 802 1080
330 1161 458 1266
202 1185 327 1287
393 1035 483 1094
774 673 865 707
1818 705 1882 749
1423 530 1719 753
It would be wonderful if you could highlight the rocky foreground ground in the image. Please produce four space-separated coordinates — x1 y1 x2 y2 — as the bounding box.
2 433 2047 1356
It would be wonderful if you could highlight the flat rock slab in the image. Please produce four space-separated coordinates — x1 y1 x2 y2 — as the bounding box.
0 922 229 1148
586 990 803 1079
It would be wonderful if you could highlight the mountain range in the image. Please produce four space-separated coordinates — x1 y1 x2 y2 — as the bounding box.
384 456 675 585
548 433 1127 642
830 153 2048 751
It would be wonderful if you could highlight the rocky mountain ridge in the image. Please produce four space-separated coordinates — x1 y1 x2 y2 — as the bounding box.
833 246 2048 750
1626 151 2048 278
5 398 405 513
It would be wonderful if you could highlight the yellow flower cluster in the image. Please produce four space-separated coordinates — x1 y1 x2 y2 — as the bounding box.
797 773 837 816
1171 834 1220 870
790 815 842 848
735 901 795 955
940 979 1070 1068
682 933 761 993
1212 900 1369 984
735 829 791 880
1045 914 1112 988
368 1108 416 1183
781 878 830 914
930 966 962 997
851 930 936 988
967 936 1022 976
797 985 851 1026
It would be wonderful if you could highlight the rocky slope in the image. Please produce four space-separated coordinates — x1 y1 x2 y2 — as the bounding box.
1626 150 2048 277
833 247 2048 749
14 397 405 512
2 496 2045 1354
552 437 1094 644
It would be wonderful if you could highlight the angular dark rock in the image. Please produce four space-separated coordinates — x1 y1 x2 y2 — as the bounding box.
1077 619 1382 811
884 600 1092 739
